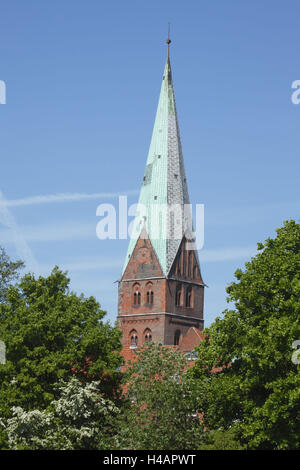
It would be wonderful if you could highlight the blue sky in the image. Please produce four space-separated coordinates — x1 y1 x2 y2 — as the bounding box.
0 0 299 327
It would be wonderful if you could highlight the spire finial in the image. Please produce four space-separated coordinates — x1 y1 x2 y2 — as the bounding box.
166 22 171 58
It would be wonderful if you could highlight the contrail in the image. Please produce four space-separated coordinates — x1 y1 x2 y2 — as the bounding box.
0 190 39 272
1 189 139 208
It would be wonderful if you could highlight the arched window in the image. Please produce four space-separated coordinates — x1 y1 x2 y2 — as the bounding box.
186 286 192 308
133 284 141 306
130 330 138 348
146 290 154 305
176 285 181 307
144 328 152 342
174 330 181 346
133 291 141 305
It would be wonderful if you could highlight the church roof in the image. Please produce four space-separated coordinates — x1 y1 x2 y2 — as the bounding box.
122 49 194 277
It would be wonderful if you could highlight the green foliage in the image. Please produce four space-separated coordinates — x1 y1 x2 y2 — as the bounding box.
1 220 299 450
0 267 123 433
191 220 300 449
0 247 24 303
199 428 245 450
117 342 204 450
1 377 120 450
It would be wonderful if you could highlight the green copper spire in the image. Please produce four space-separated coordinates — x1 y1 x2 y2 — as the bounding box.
122 45 191 276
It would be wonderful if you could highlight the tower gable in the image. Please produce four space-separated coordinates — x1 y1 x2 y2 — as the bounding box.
168 237 204 284
121 229 164 281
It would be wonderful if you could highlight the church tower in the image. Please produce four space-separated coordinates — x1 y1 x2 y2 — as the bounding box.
118 41 204 349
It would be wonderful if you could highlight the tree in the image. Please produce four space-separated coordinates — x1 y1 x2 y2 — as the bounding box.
117 342 204 450
0 267 123 443
190 220 300 449
198 428 245 450
0 247 24 303
1 377 120 450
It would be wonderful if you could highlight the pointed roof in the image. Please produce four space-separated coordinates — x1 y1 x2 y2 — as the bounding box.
122 52 194 277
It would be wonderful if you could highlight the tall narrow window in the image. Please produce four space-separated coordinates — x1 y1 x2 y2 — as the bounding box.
186 286 192 308
133 291 141 306
193 265 197 280
188 251 193 278
146 290 154 305
133 283 141 306
174 330 181 346
176 285 181 307
130 330 138 348
177 252 181 276
144 328 152 342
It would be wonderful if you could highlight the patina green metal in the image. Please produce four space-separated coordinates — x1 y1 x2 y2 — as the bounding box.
122 55 191 276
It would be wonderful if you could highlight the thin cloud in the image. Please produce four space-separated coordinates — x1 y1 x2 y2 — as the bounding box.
0 221 94 244
0 190 139 208
199 246 257 263
10 220 95 243
0 190 39 272
0 217 257 263
38 257 123 274
35 248 257 278
63 258 122 272
205 201 300 227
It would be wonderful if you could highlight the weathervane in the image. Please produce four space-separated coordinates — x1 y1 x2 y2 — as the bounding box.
166 22 171 57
